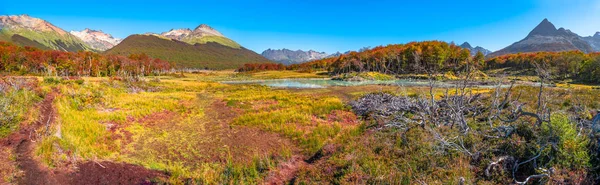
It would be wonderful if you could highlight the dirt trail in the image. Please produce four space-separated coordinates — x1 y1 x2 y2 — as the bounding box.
11 88 66 185
1 88 166 185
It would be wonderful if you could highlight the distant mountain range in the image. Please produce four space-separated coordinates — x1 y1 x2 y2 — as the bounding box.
106 34 270 69
583 32 600 51
489 19 599 57
0 14 269 69
108 24 270 69
261 49 338 65
3 15 600 69
459 42 491 56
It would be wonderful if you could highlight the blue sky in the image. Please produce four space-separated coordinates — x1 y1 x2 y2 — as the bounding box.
2 0 599 53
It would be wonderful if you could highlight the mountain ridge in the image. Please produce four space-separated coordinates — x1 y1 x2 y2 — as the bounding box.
0 14 91 52
459 42 491 56
490 19 595 57
158 24 240 48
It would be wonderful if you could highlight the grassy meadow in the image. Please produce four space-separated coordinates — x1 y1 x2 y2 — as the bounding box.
1 70 600 184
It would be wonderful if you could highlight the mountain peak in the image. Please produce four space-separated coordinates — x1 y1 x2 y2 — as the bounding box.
191 24 224 37
460 42 472 49
70 28 121 51
527 18 558 37
1 14 68 36
194 24 211 30
459 42 491 56
594 32 600 38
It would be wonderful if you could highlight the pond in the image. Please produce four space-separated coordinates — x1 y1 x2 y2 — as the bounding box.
221 79 509 89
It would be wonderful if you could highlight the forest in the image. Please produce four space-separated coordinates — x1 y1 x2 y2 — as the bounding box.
0 41 171 77
240 41 600 84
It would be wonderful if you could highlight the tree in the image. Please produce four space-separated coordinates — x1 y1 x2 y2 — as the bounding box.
473 51 485 69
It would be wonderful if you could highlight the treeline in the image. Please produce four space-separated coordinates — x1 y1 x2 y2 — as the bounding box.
0 41 171 76
486 51 600 83
301 41 481 74
239 41 481 74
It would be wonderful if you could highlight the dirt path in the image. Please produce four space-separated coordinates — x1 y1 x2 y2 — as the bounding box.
1 88 167 185
11 88 66 185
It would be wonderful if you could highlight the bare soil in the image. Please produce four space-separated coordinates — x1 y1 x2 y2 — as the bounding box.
68 161 168 185
263 144 339 185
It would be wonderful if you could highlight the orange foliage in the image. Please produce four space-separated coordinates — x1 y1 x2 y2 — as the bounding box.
0 41 171 76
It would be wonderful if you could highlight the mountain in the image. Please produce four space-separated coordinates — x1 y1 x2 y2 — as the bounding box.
0 15 90 52
489 19 594 57
261 49 332 65
159 24 241 48
459 42 491 56
583 32 600 52
106 34 270 69
70 28 122 51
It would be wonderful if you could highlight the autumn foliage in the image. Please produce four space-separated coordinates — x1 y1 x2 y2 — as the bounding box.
486 51 600 83
0 41 171 76
296 41 477 74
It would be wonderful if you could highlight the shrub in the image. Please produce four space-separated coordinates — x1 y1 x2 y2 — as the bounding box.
43 77 62 84
541 114 590 169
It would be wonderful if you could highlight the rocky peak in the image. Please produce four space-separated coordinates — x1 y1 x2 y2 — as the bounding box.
0 14 68 35
594 32 600 38
194 24 211 30
459 42 491 56
160 28 193 40
70 28 121 51
191 24 224 37
527 18 558 37
460 42 472 49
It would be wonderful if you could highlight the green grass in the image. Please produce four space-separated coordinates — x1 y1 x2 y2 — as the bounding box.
182 36 241 49
34 79 297 184
0 85 42 138
24 71 600 184
0 28 90 52
225 85 354 154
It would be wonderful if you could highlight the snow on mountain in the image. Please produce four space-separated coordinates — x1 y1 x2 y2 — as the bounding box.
70 28 122 51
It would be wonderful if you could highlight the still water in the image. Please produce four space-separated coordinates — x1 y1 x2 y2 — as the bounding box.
222 79 475 89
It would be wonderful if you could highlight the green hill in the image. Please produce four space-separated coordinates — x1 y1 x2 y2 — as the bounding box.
6 34 52 50
105 34 271 69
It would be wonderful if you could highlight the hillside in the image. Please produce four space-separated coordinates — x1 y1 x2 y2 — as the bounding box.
106 34 270 69
0 15 90 52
